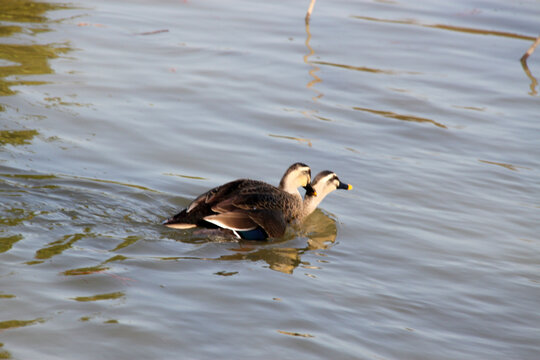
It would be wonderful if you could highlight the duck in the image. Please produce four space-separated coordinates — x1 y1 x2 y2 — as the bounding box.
162 163 316 239
301 170 353 218
163 165 353 240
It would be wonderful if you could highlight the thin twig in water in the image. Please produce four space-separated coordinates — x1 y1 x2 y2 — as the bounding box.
521 35 540 62
305 0 317 24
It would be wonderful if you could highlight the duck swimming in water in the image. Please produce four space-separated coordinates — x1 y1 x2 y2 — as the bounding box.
163 163 316 239
163 164 352 240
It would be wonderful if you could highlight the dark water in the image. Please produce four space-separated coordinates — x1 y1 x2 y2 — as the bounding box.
1 0 539 359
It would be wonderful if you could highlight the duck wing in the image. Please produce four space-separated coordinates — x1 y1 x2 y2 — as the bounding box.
244 209 287 238
204 209 287 238
208 190 295 238
203 212 258 231
187 179 255 213
164 179 278 230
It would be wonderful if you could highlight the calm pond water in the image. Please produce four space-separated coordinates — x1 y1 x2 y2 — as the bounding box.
1 0 539 359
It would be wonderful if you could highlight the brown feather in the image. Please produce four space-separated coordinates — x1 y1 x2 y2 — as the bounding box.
164 169 308 239
204 212 258 231
246 210 287 238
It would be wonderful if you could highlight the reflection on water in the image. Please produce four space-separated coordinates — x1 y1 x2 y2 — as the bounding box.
353 16 537 41
2 0 538 358
0 0 72 98
277 330 314 338
72 291 125 302
163 173 207 181
63 255 130 279
268 133 312 147
0 0 69 23
0 166 338 278
0 234 23 253
0 318 45 330
0 343 12 359
166 209 337 274
314 60 393 74
353 13 540 98
219 247 301 274
0 43 70 96
63 265 110 276
353 106 447 128
0 206 43 226
0 25 22 37
0 129 39 145
303 22 322 102
312 60 421 76
520 58 538 96
111 235 141 252
478 159 530 172
34 228 95 261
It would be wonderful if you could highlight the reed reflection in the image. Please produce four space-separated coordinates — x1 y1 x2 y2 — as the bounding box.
352 16 536 41
303 21 323 102
354 14 540 97
520 58 538 96
353 106 447 129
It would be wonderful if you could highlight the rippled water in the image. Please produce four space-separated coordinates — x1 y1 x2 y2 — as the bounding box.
1 0 539 359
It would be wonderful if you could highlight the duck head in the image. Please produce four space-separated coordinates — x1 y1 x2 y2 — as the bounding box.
303 170 352 216
279 162 316 196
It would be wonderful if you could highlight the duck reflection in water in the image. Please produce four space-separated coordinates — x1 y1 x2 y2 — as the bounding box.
216 208 339 274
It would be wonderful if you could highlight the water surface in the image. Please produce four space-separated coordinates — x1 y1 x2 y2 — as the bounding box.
1 0 539 359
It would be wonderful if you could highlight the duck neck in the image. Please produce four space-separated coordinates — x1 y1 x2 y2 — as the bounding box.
301 193 326 219
280 178 302 198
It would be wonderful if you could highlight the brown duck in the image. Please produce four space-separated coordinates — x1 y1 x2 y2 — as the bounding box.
163 163 316 239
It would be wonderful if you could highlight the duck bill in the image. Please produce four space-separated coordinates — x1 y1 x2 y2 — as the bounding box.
337 182 353 190
304 183 317 197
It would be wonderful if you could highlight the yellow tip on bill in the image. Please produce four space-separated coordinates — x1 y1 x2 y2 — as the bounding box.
347 184 353 190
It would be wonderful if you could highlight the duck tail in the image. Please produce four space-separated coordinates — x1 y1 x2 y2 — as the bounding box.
162 209 197 229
